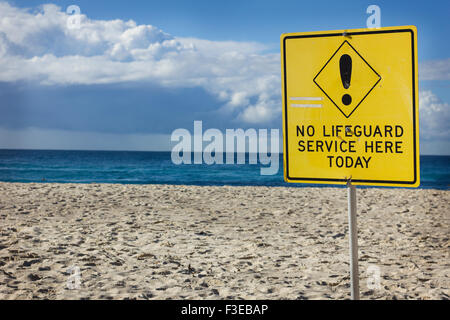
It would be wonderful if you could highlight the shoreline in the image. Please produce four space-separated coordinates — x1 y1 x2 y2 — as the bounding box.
0 181 448 191
0 182 448 299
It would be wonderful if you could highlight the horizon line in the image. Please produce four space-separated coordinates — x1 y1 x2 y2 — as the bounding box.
0 148 448 157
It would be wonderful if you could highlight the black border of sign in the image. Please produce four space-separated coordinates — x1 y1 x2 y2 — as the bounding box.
283 28 417 185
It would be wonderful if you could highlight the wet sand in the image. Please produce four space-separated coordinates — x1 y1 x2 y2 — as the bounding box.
0 182 448 299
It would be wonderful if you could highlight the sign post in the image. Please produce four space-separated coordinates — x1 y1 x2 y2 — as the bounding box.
281 26 419 299
347 180 359 300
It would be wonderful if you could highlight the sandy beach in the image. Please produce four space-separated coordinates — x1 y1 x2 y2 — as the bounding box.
0 182 448 300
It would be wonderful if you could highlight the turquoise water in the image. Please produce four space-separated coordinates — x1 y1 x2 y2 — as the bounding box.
0 149 448 189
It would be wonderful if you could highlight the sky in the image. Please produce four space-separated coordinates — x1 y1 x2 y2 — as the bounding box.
0 0 449 154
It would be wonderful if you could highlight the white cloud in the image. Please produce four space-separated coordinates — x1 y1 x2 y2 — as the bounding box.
419 90 450 141
0 2 281 124
420 58 450 81
239 103 277 124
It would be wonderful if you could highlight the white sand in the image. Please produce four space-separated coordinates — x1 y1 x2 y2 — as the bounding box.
0 182 448 300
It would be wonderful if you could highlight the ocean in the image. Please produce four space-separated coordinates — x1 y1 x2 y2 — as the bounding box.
0 149 448 189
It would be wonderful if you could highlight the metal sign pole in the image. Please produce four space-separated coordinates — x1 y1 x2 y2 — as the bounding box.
347 180 360 300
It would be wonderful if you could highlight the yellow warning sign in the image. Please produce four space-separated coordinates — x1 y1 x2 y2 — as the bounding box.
281 26 419 187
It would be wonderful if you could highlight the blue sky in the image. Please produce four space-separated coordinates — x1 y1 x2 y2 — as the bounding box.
0 0 449 153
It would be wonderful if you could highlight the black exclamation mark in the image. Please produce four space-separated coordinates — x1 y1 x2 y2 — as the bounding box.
340 54 352 106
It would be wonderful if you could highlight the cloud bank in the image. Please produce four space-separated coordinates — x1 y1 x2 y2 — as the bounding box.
0 2 280 125
419 90 450 141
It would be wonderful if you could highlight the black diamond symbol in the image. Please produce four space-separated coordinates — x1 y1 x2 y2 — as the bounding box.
313 40 381 118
